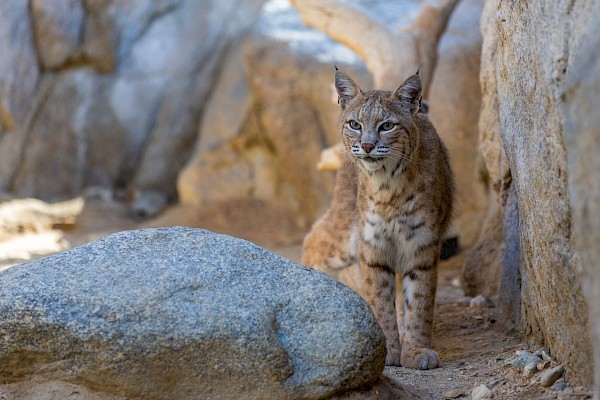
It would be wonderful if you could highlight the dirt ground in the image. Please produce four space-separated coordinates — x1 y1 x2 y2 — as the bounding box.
0 196 593 399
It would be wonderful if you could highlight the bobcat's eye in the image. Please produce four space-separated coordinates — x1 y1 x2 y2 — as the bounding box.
348 120 361 130
380 121 395 132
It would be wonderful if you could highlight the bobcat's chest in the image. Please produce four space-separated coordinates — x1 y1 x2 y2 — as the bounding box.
359 180 433 273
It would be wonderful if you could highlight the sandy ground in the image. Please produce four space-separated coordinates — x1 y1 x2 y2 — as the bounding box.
0 197 593 399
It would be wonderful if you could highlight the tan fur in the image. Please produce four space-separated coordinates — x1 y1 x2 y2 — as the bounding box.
302 70 454 368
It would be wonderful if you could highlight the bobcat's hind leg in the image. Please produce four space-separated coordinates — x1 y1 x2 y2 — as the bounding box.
301 157 358 279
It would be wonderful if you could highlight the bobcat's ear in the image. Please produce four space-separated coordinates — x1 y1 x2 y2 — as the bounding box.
392 73 422 115
334 68 360 109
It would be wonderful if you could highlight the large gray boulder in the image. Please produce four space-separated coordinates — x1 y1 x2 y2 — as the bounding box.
0 227 386 400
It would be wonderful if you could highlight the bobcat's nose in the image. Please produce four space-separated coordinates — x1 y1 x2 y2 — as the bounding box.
361 143 375 153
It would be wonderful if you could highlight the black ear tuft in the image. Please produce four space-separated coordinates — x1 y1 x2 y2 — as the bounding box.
391 73 422 115
334 69 360 109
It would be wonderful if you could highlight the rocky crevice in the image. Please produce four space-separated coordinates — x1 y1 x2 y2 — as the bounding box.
7 76 58 195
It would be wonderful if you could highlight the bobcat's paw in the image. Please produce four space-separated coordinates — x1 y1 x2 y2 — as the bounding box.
401 347 439 370
385 348 402 366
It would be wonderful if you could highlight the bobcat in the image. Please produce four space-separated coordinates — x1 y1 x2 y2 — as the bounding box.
302 69 454 369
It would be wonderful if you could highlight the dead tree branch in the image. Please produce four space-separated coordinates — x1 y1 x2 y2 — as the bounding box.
291 0 460 96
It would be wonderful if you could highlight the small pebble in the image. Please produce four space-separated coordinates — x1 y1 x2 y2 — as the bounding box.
540 365 564 387
471 384 493 400
550 378 568 391
456 296 472 307
470 295 494 308
523 361 538 378
487 378 507 388
443 388 466 399
537 360 550 370
505 350 543 368
534 347 552 361
450 277 462 288
529 375 541 386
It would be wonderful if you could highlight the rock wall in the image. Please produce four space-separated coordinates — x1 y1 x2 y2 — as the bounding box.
0 0 265 202
469 0 600 390
177 34 364 229
563 4 600 395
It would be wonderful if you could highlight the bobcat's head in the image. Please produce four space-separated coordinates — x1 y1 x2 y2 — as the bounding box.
334 69 422 173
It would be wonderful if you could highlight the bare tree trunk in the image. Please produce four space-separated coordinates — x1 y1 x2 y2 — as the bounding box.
410 0 461 97
291 0 459 95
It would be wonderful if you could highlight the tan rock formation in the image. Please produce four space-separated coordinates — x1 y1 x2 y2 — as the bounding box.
178 33 370 229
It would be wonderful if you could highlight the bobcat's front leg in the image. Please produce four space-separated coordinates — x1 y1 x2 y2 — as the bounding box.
401 243 440 370
359 245 401 366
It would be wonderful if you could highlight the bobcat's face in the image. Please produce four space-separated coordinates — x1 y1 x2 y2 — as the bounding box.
340 93 417 172
334 69 422 173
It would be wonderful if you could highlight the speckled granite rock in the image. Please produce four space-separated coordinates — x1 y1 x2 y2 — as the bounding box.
0 227 385 400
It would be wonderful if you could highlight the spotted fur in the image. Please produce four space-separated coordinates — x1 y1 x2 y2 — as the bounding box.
302 70 454 369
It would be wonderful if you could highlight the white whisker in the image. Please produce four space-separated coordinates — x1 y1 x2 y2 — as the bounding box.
388 149 415 167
